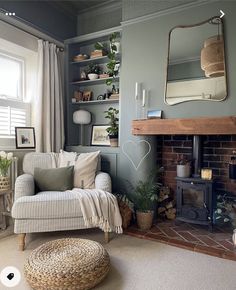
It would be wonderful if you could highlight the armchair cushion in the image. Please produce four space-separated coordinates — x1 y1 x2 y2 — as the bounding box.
58 150 100 189
34 166 74 191
12 191 83 219
74 151 100 189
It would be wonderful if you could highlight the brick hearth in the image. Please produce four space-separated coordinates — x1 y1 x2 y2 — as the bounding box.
125 220 236 261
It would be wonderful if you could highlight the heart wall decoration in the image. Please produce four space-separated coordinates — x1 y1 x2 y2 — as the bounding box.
122 140 151 171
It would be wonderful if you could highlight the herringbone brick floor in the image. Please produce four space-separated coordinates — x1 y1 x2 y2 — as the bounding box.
125 220 236 261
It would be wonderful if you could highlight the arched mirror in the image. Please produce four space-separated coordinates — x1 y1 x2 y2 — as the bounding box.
165 16 227 105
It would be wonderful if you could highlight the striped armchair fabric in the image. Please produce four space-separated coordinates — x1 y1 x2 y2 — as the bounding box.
11 152 112 250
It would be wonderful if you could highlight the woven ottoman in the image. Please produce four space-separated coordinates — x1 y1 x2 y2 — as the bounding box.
24 238 110 290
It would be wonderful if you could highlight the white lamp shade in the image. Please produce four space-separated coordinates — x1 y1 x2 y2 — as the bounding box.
73 110 91 124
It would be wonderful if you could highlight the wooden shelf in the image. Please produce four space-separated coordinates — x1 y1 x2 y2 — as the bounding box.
71 55 108 65
70 76 119 86
71 99 119 105
132 116 236 135
70 54 121 65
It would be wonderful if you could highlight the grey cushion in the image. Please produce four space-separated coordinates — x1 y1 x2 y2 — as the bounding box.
12 191 83 219
34 166 74 191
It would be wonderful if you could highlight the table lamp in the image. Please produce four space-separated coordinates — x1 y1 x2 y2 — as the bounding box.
73 110 91 145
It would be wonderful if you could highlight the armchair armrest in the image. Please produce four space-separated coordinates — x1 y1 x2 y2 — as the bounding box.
95 172 112 192
14 174 35 201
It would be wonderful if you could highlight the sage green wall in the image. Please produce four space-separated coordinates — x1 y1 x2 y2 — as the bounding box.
117 1 236 185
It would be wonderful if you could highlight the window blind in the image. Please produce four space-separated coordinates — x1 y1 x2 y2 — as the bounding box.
0 105 29 137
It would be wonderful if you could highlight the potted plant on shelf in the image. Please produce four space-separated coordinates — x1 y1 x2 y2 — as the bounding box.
127 169 163 230
95 32 120 85
104 107 119 147
86 64 101 80
176 154 191 178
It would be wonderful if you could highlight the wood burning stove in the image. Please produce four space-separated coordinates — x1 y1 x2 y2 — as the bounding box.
175 135 215 230
176 177 214 230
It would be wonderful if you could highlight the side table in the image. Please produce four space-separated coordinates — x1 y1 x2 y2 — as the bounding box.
0 189 13 230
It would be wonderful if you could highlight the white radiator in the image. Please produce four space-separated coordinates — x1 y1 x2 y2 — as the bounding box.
10 157 18 190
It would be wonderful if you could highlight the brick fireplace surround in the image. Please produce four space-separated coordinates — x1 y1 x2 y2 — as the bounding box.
129 118 236 260
159 134 236 195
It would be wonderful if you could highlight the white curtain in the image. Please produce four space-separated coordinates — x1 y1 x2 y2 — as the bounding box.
35 39 65 152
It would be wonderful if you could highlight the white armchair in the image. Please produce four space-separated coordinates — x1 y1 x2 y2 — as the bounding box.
12 152 112 250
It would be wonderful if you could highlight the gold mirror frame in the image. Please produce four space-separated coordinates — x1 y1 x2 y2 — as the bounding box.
164 16 227 106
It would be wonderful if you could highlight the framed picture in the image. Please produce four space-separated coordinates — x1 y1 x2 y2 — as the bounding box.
91 125 110 146
15 127 36 149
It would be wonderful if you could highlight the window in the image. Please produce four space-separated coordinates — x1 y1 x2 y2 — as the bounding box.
0 53 24 100
0 52 30 138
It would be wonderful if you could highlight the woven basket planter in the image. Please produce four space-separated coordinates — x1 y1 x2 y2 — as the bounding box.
136 210 154 231
0 176 10 190
24 238 110 290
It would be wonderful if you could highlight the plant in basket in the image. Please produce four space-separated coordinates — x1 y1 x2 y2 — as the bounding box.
0 151 13 190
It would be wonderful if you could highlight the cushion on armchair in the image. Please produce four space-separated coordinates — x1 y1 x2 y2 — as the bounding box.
34 166 74 191
58 150 100 189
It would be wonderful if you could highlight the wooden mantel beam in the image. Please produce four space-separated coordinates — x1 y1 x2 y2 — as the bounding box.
132 116 236 135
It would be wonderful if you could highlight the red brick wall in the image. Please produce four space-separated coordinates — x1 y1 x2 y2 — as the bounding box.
157 135 236 196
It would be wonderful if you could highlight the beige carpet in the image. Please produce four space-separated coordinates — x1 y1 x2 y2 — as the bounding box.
0 229 236 290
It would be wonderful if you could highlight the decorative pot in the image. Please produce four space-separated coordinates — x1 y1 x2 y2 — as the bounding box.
0 176 10 190
136 210 154 230
109 135 118 147
88 73 98 80
177 165 191 178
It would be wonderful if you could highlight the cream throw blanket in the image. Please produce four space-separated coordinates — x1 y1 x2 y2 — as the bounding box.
72 188 123 234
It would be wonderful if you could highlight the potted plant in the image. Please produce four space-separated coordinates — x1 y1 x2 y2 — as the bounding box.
86 64 101 80
95 32 120 85
127 169 163 230
104 107 119 147
176 154 191 178
0 151 13 190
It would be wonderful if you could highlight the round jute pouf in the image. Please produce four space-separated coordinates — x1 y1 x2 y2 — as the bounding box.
24 238 110 290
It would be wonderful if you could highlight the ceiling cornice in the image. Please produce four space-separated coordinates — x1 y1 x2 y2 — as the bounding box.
121 0 218 27
77 0 121 16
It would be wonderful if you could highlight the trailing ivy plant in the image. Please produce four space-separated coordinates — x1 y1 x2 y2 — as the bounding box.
94 32 119 86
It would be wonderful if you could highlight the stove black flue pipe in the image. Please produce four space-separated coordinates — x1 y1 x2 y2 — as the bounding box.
192 135 202 178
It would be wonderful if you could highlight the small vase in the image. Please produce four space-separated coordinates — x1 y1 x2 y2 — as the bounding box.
0 176 10 190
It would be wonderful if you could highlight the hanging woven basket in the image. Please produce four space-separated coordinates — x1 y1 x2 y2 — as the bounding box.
201 35 225 78
0 176 10 190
